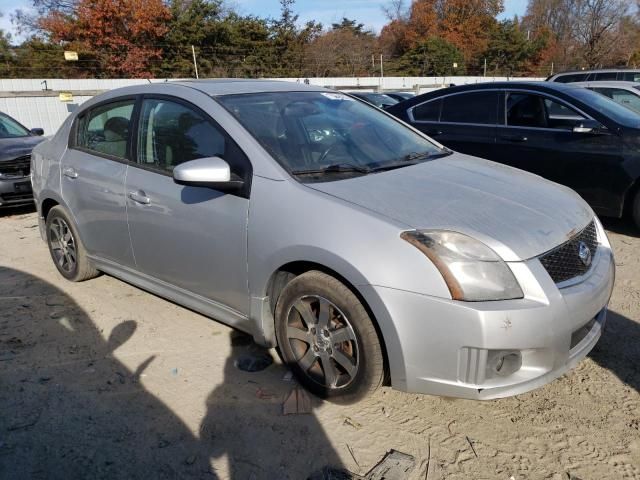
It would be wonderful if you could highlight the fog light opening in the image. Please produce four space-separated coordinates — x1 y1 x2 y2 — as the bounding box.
488 350 522 377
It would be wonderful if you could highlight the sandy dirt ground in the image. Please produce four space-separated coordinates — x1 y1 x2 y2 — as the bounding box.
0 207 639 480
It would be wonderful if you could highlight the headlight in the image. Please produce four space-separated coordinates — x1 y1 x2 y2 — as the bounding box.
401 230 523 301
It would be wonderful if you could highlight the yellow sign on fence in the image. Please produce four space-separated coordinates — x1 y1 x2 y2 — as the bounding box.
59 92 74 102
64 51 78 61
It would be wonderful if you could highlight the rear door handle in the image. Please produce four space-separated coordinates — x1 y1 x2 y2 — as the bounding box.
128 191 150 205
62 167 78 179
500 135 528 142
425 129 443 136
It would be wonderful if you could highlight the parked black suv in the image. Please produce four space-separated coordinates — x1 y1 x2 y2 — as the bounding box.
387 82 640 228
0 112 45 209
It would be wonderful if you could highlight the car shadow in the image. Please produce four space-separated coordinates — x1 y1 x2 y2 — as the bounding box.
601 217 639 238
0 267 345 479
589 310 640 393
0 204 36 218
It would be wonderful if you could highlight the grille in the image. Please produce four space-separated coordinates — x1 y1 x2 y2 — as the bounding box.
539 220 598 284
0 155 31 178
0 191 33 203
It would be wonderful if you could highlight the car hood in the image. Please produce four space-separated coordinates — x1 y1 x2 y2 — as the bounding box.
0 136 46 162
307 154 594 261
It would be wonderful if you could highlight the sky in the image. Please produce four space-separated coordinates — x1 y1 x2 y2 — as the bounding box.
0 0 529 42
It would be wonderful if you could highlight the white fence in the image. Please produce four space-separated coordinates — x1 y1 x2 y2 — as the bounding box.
0 76 544 135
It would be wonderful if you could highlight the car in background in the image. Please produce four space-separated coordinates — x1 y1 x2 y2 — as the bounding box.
0 112 45 209
348 92 399 109
32 80 613 401
387 82 640 228
573 81 640 114
547 69 640 83
384 91 416 102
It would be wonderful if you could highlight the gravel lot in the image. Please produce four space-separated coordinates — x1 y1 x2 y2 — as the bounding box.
1 207 638 480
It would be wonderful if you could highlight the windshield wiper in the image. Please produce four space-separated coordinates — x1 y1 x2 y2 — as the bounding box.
371 150 453 172
290 163 372 176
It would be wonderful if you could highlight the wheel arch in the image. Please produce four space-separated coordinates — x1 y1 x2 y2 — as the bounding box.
265 260 393 386
623 176 640 219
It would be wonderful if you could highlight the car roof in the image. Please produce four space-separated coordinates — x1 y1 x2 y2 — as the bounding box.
417 81 580 95
549 68 640 77
571 81 640 89
171 79 326 96
385 81 590 115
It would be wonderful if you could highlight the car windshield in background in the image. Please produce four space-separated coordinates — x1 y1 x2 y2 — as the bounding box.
569 87 640 128
218 91 445 181
0 114 30 138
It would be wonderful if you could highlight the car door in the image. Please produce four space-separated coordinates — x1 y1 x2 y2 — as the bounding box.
125 95 251 315
61 98 136 266
493 90 624 211
408 90 499 160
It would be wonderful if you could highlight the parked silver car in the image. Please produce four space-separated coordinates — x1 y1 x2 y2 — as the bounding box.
31 80 615 401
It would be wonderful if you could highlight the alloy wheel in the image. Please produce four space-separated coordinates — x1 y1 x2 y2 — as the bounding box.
48 217 77 273
285 295 359 390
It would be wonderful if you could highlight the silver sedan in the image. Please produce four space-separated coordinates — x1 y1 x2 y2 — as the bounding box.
31 80 615 401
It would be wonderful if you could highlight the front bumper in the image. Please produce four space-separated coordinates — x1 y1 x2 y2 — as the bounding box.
362 239 615 400
0 176 33 208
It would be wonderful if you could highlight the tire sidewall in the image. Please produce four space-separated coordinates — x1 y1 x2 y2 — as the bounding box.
45 207 80 281
275 272 383 401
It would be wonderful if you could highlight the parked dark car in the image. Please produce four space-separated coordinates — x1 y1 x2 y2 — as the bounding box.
547 69 640 83
348 92 399 109
0 112 45 208
384 91 416 102
387 82 640 228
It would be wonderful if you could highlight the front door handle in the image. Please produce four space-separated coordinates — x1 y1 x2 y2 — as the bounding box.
62 167 78 179
500 135 528 142
128 191 150 205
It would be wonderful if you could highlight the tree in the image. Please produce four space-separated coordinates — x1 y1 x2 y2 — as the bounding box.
38 0 171 77
484 19 548 76
523 0 632 68
395 37 465 75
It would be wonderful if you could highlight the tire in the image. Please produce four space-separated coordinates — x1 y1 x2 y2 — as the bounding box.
274 270 384 402
633 190 640 231
45 206 99 282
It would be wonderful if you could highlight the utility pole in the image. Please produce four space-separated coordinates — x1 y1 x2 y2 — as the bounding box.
192 45 199 79
483 58 487 77
380 54 384 89
550 62 554 76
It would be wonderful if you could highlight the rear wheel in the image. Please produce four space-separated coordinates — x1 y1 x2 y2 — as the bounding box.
274 270 384 402
46 206 99 282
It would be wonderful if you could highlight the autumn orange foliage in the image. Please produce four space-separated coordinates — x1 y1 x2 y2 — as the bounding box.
383 0 504 61
40 0 171 77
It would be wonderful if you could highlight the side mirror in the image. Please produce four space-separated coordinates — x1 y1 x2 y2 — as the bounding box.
173 156 243 192
573 119 606 134
30 128 44 136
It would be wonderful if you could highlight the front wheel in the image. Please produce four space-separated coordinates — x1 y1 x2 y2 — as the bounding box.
274 271 385 402
46 206 99 282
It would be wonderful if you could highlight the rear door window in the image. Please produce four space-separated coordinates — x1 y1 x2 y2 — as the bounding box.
412 99 441 122
77 100 135 159
593 72 617 81
440 91 498 124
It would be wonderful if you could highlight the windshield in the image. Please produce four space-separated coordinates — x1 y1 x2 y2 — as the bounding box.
568 87 640 128
0 113 30 138
217 91 443 180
